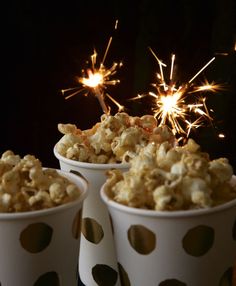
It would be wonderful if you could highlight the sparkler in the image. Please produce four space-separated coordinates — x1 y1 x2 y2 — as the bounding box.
62 20 123 114
132 48 222 139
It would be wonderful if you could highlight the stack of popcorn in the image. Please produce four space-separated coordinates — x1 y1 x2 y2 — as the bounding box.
2 106 235 286
101 137 236 286
54 112 175 286
105 138 236 210
54 110 236 286
0 150 88 286
55 112 175 164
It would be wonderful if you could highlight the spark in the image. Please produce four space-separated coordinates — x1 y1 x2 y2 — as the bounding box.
214 41 236 56
190 81 221 93
214 52 229 56
128 94 147 101
188 57 215 83
130 50 221 138
185 118 203 138
170 54 175 81
62 20 123 114
218 133 225 139
149 47 167 89
106 93 124 112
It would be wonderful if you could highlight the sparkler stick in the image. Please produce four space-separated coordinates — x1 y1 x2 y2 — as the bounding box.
94 87 109 114
62 20 123 114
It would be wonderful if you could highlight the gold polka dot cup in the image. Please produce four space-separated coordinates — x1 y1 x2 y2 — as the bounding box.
0 170 88 286
54 147 129 286
101 183 236 286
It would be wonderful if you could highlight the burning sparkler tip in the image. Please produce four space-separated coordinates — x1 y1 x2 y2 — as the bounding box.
62 22 123 114
143 49 220 139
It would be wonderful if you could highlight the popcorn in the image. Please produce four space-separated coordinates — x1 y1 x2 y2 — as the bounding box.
0 151 82 212
104 139 236 210
56 112 175 163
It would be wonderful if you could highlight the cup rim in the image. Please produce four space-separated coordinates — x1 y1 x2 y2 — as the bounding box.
53 144 130 170
100 182 236 218
0 169 88 220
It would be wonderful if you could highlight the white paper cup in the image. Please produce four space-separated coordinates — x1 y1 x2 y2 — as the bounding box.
101 183 236 286
0 169 88 286
54 147 129 286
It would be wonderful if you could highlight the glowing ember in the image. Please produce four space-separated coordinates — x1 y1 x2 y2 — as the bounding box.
81 70 104 88
149 90 186 134
62 20 123 114
218 133 225 139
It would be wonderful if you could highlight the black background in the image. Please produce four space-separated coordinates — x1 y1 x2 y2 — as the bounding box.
2 0 236 171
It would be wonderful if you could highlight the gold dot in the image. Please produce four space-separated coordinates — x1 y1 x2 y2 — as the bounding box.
159 279 187 286
127 225 156 254
72 209 82 239
20 223 53 253
182 225 214 257
92 264 118 286
34 271 60 286
81 217 104 244
118 262 131 286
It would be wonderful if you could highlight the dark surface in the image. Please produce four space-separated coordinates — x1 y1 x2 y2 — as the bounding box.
2 0 236 170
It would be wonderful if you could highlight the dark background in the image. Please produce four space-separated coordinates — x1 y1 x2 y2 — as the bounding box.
2 0 236 171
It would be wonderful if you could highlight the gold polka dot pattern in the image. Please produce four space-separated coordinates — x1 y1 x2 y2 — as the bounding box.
72 209 82 239
91 264 118 286
34 271 60 286
182 225 214 257
159 279 187 286
118 263 131 286
81 217 104 244
102 196 236 285
20 222 53 253
127 224 156 254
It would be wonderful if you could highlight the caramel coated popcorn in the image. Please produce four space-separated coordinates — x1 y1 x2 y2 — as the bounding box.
104 139 236 210
56 112 175 163
0 150 82 212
